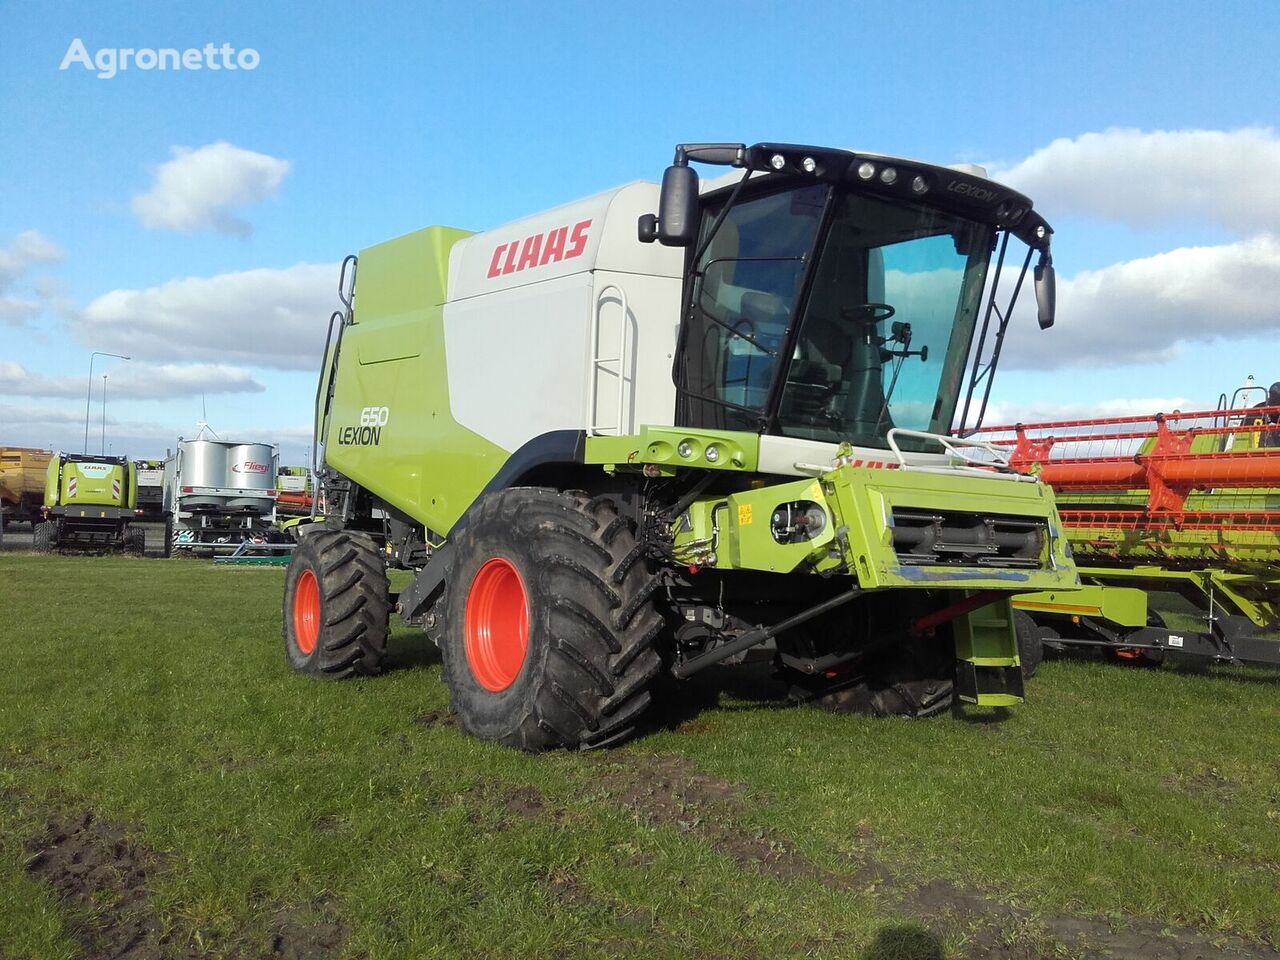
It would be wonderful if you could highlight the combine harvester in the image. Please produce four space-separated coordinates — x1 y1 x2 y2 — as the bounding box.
283 139 1080 750
972 381 1280 669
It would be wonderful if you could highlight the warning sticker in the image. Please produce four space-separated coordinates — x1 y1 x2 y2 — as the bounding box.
738 504 753 526
1167 634 1184 648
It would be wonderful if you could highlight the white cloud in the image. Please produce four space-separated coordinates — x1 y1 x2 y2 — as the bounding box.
998 235 1280 370
0 403 315 461
994 127 1280 236
131 142 291 237
0 297 41 325
0 230 65 326
979 396 1193 428
0 230 63 279
76 262 338 369
0 361 265 400
0 403 181 457
0 402 96 427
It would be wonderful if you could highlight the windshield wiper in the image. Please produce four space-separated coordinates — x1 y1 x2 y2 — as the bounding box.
872 322 927 435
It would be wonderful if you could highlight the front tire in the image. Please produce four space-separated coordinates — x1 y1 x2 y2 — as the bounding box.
283 529 390 678
124 524 146 556
440 488 664 751
1013 610 1044 679
32 520 54 554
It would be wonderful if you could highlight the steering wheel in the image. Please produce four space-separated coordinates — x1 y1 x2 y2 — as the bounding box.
840 302 895 324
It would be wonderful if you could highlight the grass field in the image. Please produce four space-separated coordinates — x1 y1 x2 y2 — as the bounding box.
2 554 1279 959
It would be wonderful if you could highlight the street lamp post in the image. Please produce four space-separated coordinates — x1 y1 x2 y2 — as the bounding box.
101 375 108 455
84 351 130 454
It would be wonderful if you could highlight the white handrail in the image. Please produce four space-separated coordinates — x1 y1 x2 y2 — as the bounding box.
589 284 630 435
885 428 1013 469
794 430 1038 482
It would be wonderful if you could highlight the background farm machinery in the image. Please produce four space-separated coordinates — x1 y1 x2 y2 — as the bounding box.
975 382 1280 669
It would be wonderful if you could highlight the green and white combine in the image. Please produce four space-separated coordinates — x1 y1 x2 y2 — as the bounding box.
283 142 1078 749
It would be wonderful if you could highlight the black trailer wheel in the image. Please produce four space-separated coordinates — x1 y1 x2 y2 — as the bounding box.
1013 610 1044 679
283 529 390 678
162 520 173 558
440 488 664 751
125 525 146 557
32 520 55 554
812 631 955 718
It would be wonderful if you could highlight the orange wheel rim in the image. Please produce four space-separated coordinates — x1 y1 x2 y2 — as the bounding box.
294 568 321 655
464 557 529 692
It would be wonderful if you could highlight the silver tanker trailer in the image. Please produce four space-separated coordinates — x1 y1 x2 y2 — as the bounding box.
163 435 282 554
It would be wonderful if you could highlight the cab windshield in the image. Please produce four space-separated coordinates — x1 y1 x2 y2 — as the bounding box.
676 185 994 449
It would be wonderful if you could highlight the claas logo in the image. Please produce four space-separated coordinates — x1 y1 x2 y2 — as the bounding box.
487 220 592 278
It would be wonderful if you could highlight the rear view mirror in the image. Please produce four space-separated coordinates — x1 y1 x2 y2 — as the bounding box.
656 164 699 247
1034 256 1056 329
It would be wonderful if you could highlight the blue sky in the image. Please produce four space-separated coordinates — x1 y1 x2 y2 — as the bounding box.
2 0 1278 460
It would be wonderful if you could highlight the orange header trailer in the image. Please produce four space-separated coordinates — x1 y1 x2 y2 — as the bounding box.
967 406 1280 537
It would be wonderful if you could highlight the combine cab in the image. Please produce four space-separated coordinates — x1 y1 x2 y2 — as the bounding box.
972 387 1280 668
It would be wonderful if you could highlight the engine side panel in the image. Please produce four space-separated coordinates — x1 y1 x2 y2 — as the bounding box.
323 225 510 534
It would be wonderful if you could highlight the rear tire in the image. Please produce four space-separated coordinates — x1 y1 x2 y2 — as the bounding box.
32 520 54 554
440 488 664 751
163 519 173 558
125 525 146 556
283 529 389 678
1013 610 1044 679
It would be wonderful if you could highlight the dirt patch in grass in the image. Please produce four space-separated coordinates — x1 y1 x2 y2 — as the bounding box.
267 902 346 960
501 784 546 820
24 810 350 960
1173 766 1239 805
543 865 656 946
461 780 566 831
597 754 1280 960
413 709 455 728
23 810 192 960
593 753 834 885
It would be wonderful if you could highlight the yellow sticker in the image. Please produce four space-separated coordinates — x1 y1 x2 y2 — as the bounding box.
738 504 753 526
807 482 822 500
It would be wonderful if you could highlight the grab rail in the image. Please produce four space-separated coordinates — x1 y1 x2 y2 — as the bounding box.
588 284 630 435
